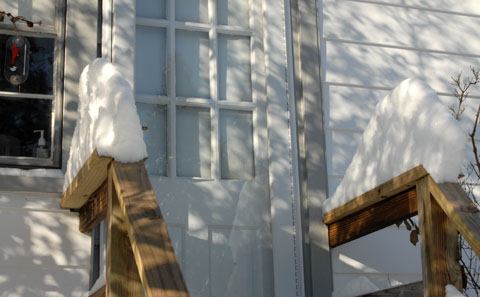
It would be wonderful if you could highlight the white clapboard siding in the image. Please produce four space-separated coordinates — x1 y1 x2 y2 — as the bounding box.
360 0 480 15
0 191 90 296
331 226 422 296
321 0 480 294
324 0 480 54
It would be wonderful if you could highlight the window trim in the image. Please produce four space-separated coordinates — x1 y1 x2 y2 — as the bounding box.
0 0 65 168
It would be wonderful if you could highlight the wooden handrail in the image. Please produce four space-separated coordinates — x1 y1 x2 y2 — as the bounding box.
61 151 189 297
323 167 480 297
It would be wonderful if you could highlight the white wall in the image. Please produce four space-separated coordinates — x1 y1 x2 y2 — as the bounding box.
320 0 480 294
0 191 90 296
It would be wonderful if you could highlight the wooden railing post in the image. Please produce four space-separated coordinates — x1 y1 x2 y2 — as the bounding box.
110 161 189 297
106 166 143 297
62 150 189 297
417 176 462 297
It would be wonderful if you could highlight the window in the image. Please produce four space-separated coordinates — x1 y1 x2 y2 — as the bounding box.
135 0 258 180
0 1 64 167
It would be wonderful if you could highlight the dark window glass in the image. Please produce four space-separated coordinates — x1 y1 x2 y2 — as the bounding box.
0 35 54 94
0 97 52 158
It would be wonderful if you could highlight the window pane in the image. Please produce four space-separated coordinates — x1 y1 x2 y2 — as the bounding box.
218 35 251 102
136 0 166 19
176 107 211 177
135 26 167 96
137 103 167 176
220 110 254 179
0 97 52 158
175 0 208 23
176 30 210 99
217 0 249 27
0 35 54 95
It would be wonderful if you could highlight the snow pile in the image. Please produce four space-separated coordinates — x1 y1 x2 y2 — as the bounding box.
332 276 379 297
64 58 147 191
323 78 467 213
88 271 105 295
445 285 466 297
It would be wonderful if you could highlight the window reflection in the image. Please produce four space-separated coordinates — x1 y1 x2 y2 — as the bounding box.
0 35 54 95
0 97 52 158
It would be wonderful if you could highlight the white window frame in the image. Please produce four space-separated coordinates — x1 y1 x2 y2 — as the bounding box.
133 0 262 180
0 0 65 168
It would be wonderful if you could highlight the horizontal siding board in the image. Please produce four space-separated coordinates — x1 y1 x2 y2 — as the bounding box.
324 41 480 96
0 265 88 296
332 273 422 296
324 86 478 132
328 177 342 198
324 86 388 131
0 192 90 290
348 0 480 16
324 0 480 54
331 227 422 274
0 192 63 210
0 209 90 267
325 130 361 177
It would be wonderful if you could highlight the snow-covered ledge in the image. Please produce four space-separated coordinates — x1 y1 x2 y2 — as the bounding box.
322 79 473 297
323 78 467 214
63 58 147 194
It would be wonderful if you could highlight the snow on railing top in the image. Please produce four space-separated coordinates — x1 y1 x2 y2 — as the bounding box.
323 78 468 214
63 59 147 191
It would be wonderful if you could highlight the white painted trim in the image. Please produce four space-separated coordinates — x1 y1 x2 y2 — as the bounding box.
112 0 136 87
102 0 113 61
264 0 303 296
284 0 306 294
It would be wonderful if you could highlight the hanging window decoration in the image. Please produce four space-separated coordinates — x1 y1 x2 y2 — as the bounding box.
4 35 30 85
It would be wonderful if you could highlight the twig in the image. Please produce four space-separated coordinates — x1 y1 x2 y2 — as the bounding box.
0 11 42 32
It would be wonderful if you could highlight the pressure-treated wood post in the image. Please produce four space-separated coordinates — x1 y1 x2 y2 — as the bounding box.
111 161 189 297
106 166 143 297
417 176 462 297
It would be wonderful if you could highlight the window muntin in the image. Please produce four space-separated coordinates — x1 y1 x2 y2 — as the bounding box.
135 0 259 180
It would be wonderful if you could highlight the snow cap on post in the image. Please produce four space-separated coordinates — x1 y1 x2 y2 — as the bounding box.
323 78 468 214
64 58 148 191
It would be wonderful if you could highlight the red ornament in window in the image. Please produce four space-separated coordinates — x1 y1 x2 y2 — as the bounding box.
4 35 30 85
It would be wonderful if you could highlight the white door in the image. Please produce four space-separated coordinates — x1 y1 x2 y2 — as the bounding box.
114 0 300 296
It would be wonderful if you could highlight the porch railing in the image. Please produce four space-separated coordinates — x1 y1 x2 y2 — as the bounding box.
62 150 190 297
323 165 480 297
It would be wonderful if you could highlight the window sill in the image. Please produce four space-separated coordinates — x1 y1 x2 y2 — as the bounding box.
0 174 64 193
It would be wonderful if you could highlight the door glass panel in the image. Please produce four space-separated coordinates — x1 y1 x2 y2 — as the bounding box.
176 106 211 177
137 103 167 176
135 26 167 96
0 97 52 158
136 0 166 19
218 35 252 102
220 110 254 179
175 0 208 23
176 30 210 99
217 0 249 27
210 228 255 297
